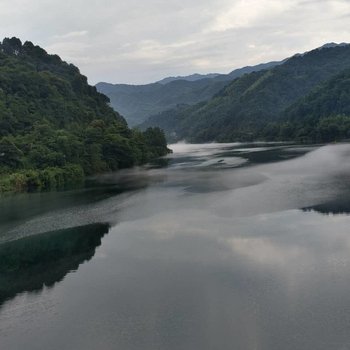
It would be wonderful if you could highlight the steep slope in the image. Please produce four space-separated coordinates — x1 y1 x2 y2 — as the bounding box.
96 60 282 126
0 37 169 192
142 44 350 142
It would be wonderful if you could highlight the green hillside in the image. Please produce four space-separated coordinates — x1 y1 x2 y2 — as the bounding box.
260 68 350 142
96 78 229 126
287 68 350 121
96 61 281 126
0 37 170 193
141 44 350 142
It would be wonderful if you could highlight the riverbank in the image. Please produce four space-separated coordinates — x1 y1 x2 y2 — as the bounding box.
0 144 172 194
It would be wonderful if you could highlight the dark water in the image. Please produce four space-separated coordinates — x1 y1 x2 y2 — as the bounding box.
1 142 350 350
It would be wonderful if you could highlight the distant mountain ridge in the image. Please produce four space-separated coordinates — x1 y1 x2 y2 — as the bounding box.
96 60 282 126
158 61 284 85
157 73 221 84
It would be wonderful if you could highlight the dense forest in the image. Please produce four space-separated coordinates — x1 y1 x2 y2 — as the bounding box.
0 37 170 193
141 44 350 143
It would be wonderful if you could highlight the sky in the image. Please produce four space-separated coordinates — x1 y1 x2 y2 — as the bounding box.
1 0 350 84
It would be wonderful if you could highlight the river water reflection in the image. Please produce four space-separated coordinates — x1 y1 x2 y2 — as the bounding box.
1 142 350 350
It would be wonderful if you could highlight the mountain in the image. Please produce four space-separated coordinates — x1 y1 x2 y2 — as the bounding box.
157 73 220 84
0 37 170 193
96 78 229 126
141 44 350 142
96 60 282 126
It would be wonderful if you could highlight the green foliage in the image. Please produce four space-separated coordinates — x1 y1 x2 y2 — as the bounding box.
0 37 170 193
0 137 23 168
0 165 84 193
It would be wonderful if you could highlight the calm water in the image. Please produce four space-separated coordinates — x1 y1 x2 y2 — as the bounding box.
1 142 350 350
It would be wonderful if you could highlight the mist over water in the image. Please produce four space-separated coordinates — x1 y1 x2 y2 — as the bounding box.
1 142 350 350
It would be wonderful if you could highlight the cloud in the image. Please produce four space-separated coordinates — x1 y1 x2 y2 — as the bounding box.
53 30 88 40
0 0 349 84
209 0 295 32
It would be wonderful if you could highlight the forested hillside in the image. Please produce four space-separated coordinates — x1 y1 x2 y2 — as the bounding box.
141 44 350 142
96 61 281 126
96 78 229 126
0 37 170 193
260 68 350 142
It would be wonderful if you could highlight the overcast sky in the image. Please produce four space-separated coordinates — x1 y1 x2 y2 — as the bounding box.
1 0 350 84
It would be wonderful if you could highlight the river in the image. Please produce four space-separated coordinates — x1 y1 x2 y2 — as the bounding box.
1 142 350 350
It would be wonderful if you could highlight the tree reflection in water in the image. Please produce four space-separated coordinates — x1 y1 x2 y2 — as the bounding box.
0 223 110 306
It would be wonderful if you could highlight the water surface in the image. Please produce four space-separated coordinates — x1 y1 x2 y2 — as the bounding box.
1 142 350 350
